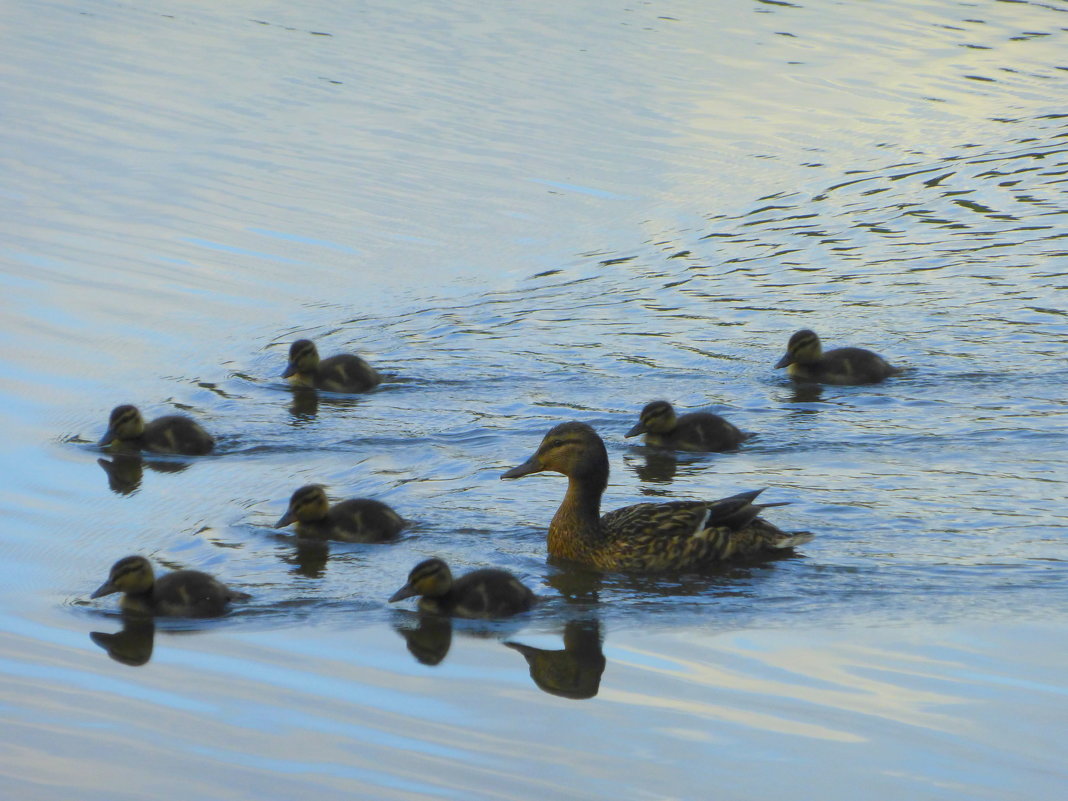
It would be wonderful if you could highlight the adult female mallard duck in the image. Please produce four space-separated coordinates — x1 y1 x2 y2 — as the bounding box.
275 484 404 542
282 338 381 393
98 405 214 455
501 422 811 572
389 558 536 618
775 329 899 385
90 555 247 617
625 400 749 452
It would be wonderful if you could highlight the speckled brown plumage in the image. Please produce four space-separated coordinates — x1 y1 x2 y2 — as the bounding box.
502 421 812 572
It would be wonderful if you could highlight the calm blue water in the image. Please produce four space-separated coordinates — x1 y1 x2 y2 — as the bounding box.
1 1 1066 799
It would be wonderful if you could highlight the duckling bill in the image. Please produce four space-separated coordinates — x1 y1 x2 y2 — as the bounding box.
91 555 247 617
775 329 899 385
502 421 812 572
282 338 381 393
389 558 535 619
275 484 404 543
98 405 214 455
625 400 749 452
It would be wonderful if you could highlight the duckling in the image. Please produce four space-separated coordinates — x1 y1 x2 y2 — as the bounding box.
389 558 536 618
90 555 247 617
275 484 404 543
282 339 381 393
98 405 214 455
775 329 899 385
625 400 749 452
501 422 811 572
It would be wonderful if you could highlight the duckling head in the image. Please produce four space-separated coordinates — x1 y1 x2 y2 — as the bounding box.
91 555 155 599
625 400 678 437
775 329 823 368
501 421 608 487
282 339 321 380
275 484 330 528
389 558 453 602
98 405 145 447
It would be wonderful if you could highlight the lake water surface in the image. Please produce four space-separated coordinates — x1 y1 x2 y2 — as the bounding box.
2 1 1066 799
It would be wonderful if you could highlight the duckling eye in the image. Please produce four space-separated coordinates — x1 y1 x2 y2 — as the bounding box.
550 439 564 449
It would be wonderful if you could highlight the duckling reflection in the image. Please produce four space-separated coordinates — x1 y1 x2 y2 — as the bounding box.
623 449 679 484
505 618 606 700
90 617 155 666
391 614 454 666
96 454 191 495
284 538 331 579
287 387 319 419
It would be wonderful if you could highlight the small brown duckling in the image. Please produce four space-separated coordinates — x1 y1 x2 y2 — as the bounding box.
775 329 899 385
90 555 247 617
282 339 381 393
389 558 536 619
625 400 749 452
275 484 404 543
502 421 812 572
98 405 214 455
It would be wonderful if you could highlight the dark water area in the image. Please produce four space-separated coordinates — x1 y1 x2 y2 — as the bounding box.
2 1 1066 798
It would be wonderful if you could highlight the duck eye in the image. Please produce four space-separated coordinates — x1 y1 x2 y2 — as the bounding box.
550 439 564 449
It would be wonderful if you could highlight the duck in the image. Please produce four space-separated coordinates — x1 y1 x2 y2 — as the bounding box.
501 421 812 572
98 405 214 455
275 484 404 543
90 555 247 617
282 338 381 393
625 400 749 452
389 558 536 618
775 329 899 385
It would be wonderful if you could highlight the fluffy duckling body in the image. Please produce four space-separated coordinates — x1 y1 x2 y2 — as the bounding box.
775 329 898 385
625 400 749 452
389 558 536 619
283 339 381 393
91 556 246 617
98 405 214 455
502 422 811 572
275 484 404 543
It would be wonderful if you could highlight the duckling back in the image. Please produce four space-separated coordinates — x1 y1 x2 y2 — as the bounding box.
653 411 749 452
306 498 404 543
149 570 246 617
439 569 537 618
776 329 898 385
141 415 215 455
315 354 381 393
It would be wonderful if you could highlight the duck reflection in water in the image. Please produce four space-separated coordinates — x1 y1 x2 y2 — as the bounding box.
96 454 191 495
283 538 331 579
90 617 156 667
623 448 679 484
784 381 825 408
506 618 606 700
391 614 454 666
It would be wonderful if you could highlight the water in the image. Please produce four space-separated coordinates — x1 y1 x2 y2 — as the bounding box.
2 0 1067 798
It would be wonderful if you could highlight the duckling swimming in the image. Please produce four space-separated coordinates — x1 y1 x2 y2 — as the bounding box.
502 421 811 572
775 329 899 385
389 558 536 618
625 400 749 452
98 405 214 455
90 555 247 617
275 484 404 543
282 339 381 393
